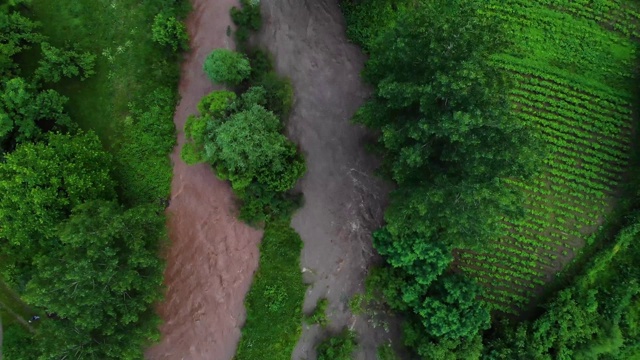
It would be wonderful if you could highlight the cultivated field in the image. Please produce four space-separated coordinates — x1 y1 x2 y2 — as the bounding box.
455 0 639 314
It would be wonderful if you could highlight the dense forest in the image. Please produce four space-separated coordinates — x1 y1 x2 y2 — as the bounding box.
341 0 640 358
0 0 187 358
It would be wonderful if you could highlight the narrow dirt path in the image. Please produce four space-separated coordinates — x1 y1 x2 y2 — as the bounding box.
256 1 399 358
145 1 263 359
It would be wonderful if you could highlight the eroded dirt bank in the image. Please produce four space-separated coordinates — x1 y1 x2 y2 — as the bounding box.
145 1 263 359
256 1 398 358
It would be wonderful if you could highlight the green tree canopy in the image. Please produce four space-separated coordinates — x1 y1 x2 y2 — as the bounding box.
204 104 304 193
0 77 71 150
203 49 251 86
0 5 41 77
23 200 165 360
34 42 96 83
0 132 115 283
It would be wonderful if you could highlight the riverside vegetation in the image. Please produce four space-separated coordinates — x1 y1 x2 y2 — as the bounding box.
342 0 640 358
0 0 188 358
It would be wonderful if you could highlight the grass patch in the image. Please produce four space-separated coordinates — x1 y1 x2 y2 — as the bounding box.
26 0 186 206
234 218 306 360
0 280 31 327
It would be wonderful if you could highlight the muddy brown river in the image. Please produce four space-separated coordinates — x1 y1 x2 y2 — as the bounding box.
144 1 263 359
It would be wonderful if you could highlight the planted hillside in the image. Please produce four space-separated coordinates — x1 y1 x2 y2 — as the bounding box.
455 0 639 314
486 214 640 359
343 0 640 358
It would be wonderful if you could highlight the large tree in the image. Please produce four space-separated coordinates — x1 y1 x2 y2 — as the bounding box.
24 200 165 360
0 132 115 284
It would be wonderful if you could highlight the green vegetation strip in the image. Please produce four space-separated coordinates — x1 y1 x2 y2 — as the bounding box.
234 219 305 359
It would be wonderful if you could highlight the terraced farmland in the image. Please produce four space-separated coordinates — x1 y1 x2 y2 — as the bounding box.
454 0 639 315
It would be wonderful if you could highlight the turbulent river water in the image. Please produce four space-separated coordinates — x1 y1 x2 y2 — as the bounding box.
145 1 263 359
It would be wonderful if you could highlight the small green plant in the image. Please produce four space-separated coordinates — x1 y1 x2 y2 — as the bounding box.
306 298 329 326
316 330 357 360
376 343 400 360
151 13 189 52
349 293 366 315
203 49 251 86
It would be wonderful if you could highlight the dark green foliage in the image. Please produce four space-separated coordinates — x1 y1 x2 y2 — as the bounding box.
237 181 302 224
0 77 72 150
416 275 490 340
0 133 167 359
113 87 176 206
247 49 294 121
184 73 304 223
24 200 165 359
381 179 523 250
255 71 293 121
373 229 452 287
316 330 357 360
0 0 187 357
203 49 251 86
376 343 400 360
152 12 189 51
230 0 262 46
342 0 541 357
0 132 115 267
2 324 37 360
35 42 96 82
206 104 304 193
0 4 41 77
235 219 306 360
356 0 539 188
341 0 409 51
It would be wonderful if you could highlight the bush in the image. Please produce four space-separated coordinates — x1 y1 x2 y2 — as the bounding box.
256 71 293 121
35 42 96 82
349 293 366 315
376 343 400 360
230 0 262 46
316 330 357 360
203 49 251 86
306 298 329 326
151 13 189 52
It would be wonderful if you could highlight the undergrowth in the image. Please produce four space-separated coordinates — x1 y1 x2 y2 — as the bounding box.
234 218 305 360
316 330 358 360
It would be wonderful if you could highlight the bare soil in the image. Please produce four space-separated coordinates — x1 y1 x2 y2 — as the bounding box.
255 1 400 358
145 1 264 359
